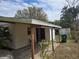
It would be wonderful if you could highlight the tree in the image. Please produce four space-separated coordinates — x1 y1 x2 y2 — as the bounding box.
15 6 48 22
65 0 79 7
60 0 79 42
60 0 79 28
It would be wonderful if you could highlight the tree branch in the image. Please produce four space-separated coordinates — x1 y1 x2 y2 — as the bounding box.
65 0 71 7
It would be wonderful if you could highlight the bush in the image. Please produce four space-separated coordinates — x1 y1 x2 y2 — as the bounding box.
40 40 52 59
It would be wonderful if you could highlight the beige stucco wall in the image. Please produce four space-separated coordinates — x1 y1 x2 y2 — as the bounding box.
8 23 37 49
8 23 56 49
45 27 50 40
8 23 16 49
45 27 56 42
13 23 31 49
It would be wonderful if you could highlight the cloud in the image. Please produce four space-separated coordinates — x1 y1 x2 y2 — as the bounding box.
37 0 66 21
0 0 66 21
14 0 24 2
30 0 66 21
0 0 31 17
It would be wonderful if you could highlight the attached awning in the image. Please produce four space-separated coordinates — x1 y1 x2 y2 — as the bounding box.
31 19 61 28
0 17 61 28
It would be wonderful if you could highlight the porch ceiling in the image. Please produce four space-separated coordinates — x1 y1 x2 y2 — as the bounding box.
0 17 61 28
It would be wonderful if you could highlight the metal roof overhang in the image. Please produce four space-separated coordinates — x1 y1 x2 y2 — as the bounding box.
31 19 61 28
0 17 61 28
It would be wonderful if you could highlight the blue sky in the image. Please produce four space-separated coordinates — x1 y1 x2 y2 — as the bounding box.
0 0 66 21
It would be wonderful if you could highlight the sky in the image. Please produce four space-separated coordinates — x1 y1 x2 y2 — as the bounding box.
0 0 66 21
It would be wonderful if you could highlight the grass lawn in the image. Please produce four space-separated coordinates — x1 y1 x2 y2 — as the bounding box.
52 40 79 59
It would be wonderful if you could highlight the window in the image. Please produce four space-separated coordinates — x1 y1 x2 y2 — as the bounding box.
27 27 31 35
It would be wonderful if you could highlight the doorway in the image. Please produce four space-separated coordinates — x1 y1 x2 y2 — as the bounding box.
36 28 45 43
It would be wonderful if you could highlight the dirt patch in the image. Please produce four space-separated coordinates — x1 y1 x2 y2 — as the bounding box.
52 42 79 59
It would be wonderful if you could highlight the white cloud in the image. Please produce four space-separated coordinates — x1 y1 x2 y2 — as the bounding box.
15 0 24 2
0 0 31 17
0 0 66 21
36 0 66 21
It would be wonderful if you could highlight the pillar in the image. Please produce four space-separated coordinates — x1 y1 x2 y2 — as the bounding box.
49 28 52 41
50 28 54 51
53 28 56 42
31 26 35 59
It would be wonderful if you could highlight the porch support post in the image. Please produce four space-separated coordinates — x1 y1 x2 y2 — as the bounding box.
59 29 61 43
49 28 52 41
51 28 54 51
50 28 54 51
31 25 35 59
53 28 56 42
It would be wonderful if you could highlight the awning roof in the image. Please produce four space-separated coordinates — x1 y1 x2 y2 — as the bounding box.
0 17 61 28
31 19 61 28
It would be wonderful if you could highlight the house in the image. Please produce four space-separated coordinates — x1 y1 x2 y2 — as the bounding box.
0 17 61 59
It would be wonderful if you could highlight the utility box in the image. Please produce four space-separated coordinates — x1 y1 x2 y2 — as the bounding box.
61 34 67 42
60 28 71 43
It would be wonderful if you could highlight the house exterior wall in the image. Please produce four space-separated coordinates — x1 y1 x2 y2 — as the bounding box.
8 23 56 49
14 23 31 49
8 23 16 49
8 23 37 49
44 28 56 41
45 27 50 40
